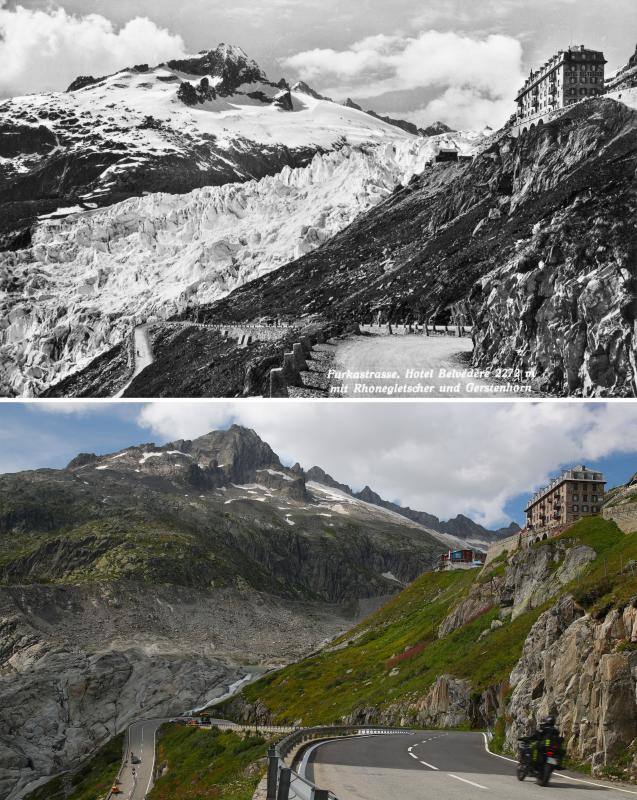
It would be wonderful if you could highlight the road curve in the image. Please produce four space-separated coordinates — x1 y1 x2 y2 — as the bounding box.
116 719 167 800
304 731 637 799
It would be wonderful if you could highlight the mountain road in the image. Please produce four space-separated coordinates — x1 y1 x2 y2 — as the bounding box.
304 731 637 799
115 719 166 800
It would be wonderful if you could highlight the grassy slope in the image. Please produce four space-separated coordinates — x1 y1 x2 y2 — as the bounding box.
233 567 542 725
24 734 124 800
231 517 637 726
149 724 268 800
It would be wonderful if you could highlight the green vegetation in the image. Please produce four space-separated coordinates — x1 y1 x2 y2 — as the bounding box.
557 518 637 616
600 740 637 781
229 568 543 726
24 734 124 800
223 517 637 729
148 724 268 800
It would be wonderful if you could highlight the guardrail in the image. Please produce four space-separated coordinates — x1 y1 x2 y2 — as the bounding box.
264 725 411 800
105 725 129 800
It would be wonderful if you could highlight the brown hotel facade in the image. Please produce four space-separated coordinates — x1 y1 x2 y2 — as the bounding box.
516 45 606 124
525 465 606 534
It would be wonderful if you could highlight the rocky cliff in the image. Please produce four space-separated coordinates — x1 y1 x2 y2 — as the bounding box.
506 594 637 773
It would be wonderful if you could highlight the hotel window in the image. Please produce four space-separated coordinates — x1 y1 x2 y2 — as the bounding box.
582 505 589 512
573 504 579 512
592 506 598 513
572 494 579 501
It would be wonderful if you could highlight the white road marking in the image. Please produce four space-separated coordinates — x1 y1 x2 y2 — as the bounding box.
145 724 158 797
552 773 637 796
409 752 419 759
481 732 516 763
447 773 488 789
420 761 439 770
481 732 637 795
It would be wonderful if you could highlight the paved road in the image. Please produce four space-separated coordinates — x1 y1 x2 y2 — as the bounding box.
116 719 166 800
305 731 637 799
116 325 154 398
331 335 533 398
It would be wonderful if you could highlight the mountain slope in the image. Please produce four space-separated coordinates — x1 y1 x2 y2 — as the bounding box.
188 93 637 397
304 466 517 546
221 516 637 780
0 43 414 252
0 423 463 799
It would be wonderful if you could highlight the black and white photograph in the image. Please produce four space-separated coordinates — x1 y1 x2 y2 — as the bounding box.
0 0 635 398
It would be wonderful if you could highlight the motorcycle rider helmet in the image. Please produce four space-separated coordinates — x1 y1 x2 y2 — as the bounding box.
540 715 555 728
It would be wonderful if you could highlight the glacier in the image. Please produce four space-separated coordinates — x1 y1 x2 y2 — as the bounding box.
0 133 483 397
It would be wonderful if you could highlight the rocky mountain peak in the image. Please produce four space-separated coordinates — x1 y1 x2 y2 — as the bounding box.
66 452 98 470
305 466 352 494
421 120 455 136
356 485 383 504
166 43 268 95
291 81 331 101
166 425 281 483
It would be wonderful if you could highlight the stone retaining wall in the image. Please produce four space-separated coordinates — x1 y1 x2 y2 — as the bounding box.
603 504 637 534
484 532 522 565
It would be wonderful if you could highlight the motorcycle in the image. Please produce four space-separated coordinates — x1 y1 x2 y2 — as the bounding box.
516 736 563 786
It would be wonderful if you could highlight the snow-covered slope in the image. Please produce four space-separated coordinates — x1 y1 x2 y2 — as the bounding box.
307 481 486 550
0 43 416 250
0 132 483 396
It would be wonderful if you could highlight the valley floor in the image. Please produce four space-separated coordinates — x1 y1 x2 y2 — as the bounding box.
330 333 538 398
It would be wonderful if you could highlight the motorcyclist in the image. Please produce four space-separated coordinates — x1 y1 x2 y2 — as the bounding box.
520 716 560 769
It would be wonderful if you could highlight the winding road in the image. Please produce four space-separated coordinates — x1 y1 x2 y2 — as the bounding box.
115 719 166 800
303 731 637 799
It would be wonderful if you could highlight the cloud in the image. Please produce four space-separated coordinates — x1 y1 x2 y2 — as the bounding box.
0 2 186 97
136 402 637 527
282 29 523 129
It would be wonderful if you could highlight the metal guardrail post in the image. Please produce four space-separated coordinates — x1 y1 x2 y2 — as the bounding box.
276 767 292 800
266 746 278 800
311 790 329 800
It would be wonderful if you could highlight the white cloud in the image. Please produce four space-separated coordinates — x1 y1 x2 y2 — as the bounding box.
136 402 637 527
0 2 186 97
282 29 523 129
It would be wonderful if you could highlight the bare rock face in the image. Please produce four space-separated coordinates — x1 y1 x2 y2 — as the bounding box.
0 645 234 800
439 539 596 636
438 577 503 637
503 541 596 619
470 102 637 397
341 675 475 730
506 596 637 776
410 675 474 728
0 579 351 800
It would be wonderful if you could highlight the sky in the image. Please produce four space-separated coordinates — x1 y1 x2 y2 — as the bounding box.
2 400 637 528
1 0 635 128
